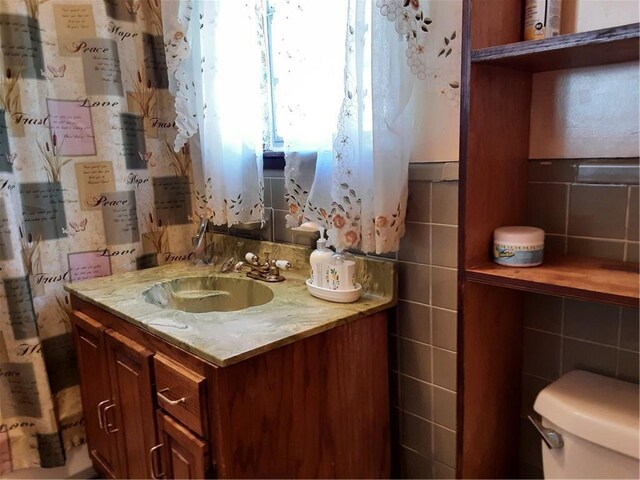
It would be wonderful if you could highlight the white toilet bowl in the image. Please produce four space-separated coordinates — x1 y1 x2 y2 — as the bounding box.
533 370 639 479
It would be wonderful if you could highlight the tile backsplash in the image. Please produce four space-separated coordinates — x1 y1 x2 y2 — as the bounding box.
520 157 640 478
527 158 639 262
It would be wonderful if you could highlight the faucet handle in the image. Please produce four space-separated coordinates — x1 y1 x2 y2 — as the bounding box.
245 252 258 264
274 260 291 270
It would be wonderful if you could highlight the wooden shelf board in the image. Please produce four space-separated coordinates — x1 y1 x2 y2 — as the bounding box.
465 256 640 307
471 22 640 72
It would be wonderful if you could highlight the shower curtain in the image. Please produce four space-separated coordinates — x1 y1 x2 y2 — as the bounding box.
0 0 198 472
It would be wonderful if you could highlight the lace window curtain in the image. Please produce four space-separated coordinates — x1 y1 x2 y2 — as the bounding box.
168 0 424 252
274 0 418 253
163 0 267 227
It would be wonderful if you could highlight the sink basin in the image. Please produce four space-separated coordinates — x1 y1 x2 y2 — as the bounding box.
142 276 274 313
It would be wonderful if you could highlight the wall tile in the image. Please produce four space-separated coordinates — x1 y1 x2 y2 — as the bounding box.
528 159 578 183
388 334 399 372
431 182 458 225
263 178 272 208
229 208 274 242
398 338 432 382
563 299 619 346
399 375 432 421
620 308 639 352
627 242 639 263
524 293 562 333
406 181 431 223
618 350 640 383
431 267 457 310
431 225 458 268
521 374 551 418
291 231 316 247
399 222 431 264
519 462 544 480
433 425 456 468
264 168 284 178
527 183 568 234
433 348 457 392
568 184 628 239
270 177 288 210
576 159 640 185
398 301 431 344
627 186 639 241
433 387 456 430
519 418 542 468
388 305 398 335
273 209 289 243
523 329 561 380
562 338 617 377
544 234 566 256
400 447 434 479
567 237 625 261
390 407 402 478
400 411 433 458
434 461 456 479
398 262 430 305
389 371 400 408
432 307 457 352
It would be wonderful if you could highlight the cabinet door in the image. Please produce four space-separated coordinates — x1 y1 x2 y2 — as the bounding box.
156 411 209 479
105 329 157 479
70 311 118 478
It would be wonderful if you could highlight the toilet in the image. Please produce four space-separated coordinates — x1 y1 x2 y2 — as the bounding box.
533 370 639 479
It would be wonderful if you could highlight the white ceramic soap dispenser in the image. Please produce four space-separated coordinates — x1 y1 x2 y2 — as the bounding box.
309 227 332 287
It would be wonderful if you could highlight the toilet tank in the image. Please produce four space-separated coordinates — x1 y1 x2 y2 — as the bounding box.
534 370 639 479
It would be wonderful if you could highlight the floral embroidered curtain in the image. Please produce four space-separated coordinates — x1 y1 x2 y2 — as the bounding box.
163 0 267 227
275 0 421 254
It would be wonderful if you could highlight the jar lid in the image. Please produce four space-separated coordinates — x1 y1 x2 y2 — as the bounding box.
494 226 545 244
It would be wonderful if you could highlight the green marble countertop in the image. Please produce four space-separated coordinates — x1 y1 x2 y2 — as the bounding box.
64 235 397 367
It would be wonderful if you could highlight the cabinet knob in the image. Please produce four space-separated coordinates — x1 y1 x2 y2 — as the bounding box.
157 388 186 406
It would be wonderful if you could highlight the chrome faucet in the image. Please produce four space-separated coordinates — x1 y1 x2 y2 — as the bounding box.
192 216 215 264
234 252 291 282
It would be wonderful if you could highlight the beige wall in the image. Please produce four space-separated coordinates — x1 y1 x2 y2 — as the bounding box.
560 0 639 33
529 61 640 159
410 0 462 163
529 1 639 159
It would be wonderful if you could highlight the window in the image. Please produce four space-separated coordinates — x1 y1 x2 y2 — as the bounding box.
262 1 347 153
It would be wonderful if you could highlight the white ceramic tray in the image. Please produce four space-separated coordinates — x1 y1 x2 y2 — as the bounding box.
306 279 362 303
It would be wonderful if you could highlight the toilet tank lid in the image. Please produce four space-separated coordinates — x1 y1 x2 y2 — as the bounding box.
534 370 639 460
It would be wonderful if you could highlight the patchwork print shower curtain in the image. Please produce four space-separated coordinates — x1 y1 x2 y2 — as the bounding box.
0 0 199 472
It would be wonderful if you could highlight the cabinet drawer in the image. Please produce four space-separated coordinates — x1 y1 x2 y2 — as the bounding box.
154 354 207 437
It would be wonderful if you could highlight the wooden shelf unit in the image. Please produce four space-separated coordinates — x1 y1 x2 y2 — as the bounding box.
471 22 640 72
457 1 640 478
466 256 640 308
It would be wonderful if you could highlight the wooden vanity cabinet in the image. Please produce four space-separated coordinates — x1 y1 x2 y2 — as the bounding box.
69 294 390 479
71 311 119 478
72 311 159 478
104 330 157 479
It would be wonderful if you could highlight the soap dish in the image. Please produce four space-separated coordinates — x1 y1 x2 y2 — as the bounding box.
306 279 362 303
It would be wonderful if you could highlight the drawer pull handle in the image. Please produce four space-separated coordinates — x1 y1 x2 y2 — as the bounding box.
103 403 119 434
97 399 110 431
158 388 186 406
149 443 165 479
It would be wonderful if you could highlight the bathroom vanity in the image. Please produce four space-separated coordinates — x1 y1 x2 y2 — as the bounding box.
65 238 396 479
